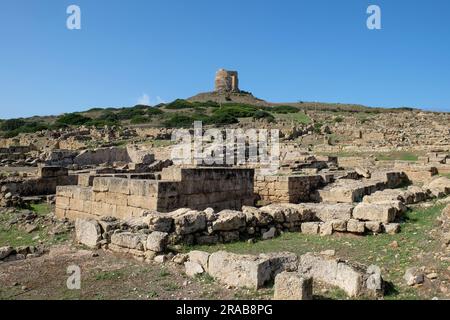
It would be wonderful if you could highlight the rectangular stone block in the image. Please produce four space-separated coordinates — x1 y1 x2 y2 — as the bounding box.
274 272 313 300
92 177 111 192
107 178 130 195
38 166 68 178
104 192 128 206
56 186 75 198
55 207 66 219
127 195 157 210
208 251 272 289
65 210 98 221
353 203 397 223
128 180 158 196
77 174 94 187
56 196 70 210
116 205 145 219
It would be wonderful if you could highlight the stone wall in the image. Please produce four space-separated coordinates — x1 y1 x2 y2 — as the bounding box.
45 146 154 167
56 167 255 220
0 166 78 206
254 174 326 204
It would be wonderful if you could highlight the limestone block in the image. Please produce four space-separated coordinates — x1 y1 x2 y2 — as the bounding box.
301 222 320 234
110 232 147 251
330 219 347 232
274 272 313 300
56 196 70 210
128 180 158 197
188 250 210 270
170 209 206 235
299 253 383 297
92 177 111 192
55 207 66 219
104 192 128 206
365 221 382 233
207 251 272 289
146 231 168 253
185 261 204 277
75 219 102 248
143 212 173 232
353 203 397 223
382 223 401 234
212 210 246 231
56 186 75 198
346 219 365 234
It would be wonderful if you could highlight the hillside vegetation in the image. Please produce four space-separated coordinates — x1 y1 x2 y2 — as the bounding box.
0 97 428 138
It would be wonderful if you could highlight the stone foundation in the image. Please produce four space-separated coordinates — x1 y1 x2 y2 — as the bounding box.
254 174 326 204
56 167 255 220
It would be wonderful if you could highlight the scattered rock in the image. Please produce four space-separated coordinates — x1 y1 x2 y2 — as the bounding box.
185 261 204 277
188 251 210 270
404 267 425 286
146 231 168 253
0 246 14 260
75 219 102 248
262 227 277 240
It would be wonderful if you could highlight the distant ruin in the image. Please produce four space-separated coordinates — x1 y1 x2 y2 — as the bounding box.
215 69 239 93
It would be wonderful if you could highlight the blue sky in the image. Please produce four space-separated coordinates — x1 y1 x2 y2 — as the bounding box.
1 0 450 119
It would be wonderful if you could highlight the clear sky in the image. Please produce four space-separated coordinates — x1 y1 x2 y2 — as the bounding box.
1 0 450 119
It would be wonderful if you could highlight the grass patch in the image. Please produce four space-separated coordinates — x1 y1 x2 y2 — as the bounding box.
183 203 445 300
94 270 125 281
161 281 181 292
30 203 52 216
158 268 171 278
273 112 311 124
376 151 419 162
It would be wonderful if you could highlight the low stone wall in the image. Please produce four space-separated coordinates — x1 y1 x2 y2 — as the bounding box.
314 171 408 203
394 164 438 183
56 167 255 220
254 174 326 204
45 146 155 167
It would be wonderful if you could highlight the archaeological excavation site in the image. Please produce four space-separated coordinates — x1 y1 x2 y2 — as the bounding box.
1 76 449 302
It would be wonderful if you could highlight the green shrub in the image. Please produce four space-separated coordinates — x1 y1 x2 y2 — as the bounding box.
86 107 105 112
116 107 146 120
313 122 323 134
130 115 152 124
206 113 238 125
1 120 52 138
56 113 91 126
165 99 194 110
147 108 164 116
253 110 275 122
0 119 26 131
213 104 259 118
163 114 192 128
334 116 344 123
98 111 119 122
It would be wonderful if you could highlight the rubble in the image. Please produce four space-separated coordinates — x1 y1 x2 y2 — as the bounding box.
299 253 384 297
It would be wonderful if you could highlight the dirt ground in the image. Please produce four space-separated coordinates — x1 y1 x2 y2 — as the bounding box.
1 200 450 300
0 244 273 300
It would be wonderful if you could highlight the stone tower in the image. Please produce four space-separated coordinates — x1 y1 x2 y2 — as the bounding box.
215 69 240 93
